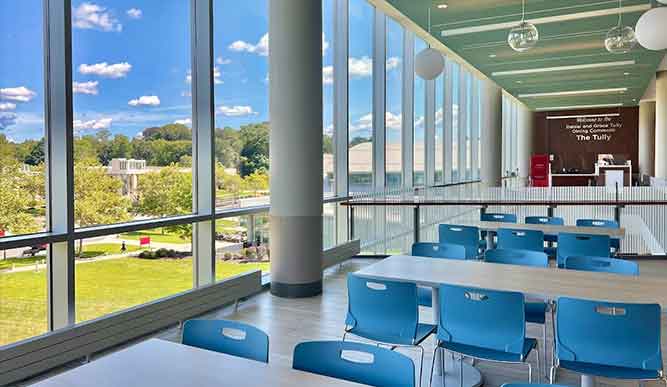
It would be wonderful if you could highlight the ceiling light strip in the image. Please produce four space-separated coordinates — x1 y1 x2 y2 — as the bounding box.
441 4 650 37
519 88 627 98
546 113 621 120
492 60 635 76
536 103 623 111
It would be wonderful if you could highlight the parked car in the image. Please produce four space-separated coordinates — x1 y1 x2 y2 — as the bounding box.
22 244 47 257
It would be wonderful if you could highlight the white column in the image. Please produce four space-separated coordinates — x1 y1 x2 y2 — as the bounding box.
639 101 656 178
372 9 386 190
481 80 503 187
517 102 534 184
269 0 323 297
656 71 667 179
334 0 349 244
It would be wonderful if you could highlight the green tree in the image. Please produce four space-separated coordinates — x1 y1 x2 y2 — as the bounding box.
99 134 133 164
0 162 40 235
349 136 371 148
16 139 45 165
323 134 334 154
74 159 132 254
239 122 269 177
214 127 242 168
142 123 191 141
242 171 269 196
136 166 192 239
215 163 243 194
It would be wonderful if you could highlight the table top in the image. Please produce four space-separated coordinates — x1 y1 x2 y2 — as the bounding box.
464 220 626 238
356 255 667 309
31 339 366 387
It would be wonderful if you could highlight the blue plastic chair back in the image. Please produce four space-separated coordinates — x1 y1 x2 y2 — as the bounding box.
576 219 619 229
182 319 269 363
438 224 480 259
411 242 467 260
497 228 545 252
438 284 526 354
293 341 415 387
556 297 662 371
525 216 564 242
485 248 548 268
564 256 639 276
556 233 610 267
346 274 419 344
481 213 518 223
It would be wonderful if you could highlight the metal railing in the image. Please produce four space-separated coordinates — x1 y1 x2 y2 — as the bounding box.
345 180 667 256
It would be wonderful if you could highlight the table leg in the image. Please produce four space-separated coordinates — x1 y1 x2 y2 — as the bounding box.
432 287 442 376
581 374 595 387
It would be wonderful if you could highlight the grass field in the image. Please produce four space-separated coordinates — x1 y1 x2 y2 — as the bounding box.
0 257 269 347
120 229 190 244
0 244 145 271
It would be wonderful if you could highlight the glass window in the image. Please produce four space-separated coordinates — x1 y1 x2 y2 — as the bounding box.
215 217 270 282
348 0 374 193
214 0 270 209
75 226 192 323
465 71 472 180
0 0 48 347
451 62 460 182
413 38 426 187
385 17 402 189
435 72 444 185
72 1 192 227
323 0 335 196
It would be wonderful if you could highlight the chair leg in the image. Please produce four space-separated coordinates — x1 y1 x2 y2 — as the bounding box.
342 331 347 342
429 347 438 387
528 361 533 383
536 343 541 382
542 323 547 378
459 355 464 387
417 345 425 387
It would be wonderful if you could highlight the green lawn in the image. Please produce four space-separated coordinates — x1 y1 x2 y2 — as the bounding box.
120 229 190 244
0 257 268 346
0 256 45 271
79 243 144 259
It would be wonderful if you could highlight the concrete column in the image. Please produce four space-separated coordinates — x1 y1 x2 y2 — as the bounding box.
269 0 323 298
639 101 656 178
655 71 667 179
481 81 503 187
517 103 535 183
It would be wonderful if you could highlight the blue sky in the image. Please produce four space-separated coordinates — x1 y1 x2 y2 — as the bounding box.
0 0 407 143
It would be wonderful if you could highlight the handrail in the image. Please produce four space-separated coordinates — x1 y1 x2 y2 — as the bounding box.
341 199 667 206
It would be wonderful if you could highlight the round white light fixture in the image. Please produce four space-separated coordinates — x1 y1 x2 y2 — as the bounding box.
415 48 445 80
636 7 667 51
508 0 539 52
415 6 445 80
604 0 637 54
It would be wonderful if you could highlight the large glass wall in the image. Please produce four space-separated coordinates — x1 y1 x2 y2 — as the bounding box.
385 17 403 188
435 73 444 185
451 62 460 182
323 0 335 195
413 38 426 187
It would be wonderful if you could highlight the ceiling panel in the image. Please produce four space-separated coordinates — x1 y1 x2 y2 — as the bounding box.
386 0 666 110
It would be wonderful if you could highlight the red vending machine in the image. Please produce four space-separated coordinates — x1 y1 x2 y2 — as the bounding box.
530 154 550 187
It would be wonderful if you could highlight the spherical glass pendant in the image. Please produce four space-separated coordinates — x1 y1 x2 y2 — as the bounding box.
507 21 539 52
605 25 637 54
415 48 445 80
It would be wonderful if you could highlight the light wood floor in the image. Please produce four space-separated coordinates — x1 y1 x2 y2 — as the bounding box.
19 258 667 387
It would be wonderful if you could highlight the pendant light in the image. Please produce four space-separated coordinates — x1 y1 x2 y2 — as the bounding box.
415 7 445 80
605 0 637 54
507 0 539 52
636 1 667 51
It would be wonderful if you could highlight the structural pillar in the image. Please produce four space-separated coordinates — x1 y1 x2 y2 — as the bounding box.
639 101 656 179
269 0 323 298
655 71 667 179
517 102 534 186
481 80 503 187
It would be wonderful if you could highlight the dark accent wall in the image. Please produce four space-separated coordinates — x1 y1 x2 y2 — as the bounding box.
533 107 638 174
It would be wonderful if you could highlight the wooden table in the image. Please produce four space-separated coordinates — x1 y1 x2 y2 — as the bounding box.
356 255 667 387
32 339 366 387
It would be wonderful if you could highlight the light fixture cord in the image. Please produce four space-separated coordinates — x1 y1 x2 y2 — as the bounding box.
521 0 526 22
617 0 622 27
428 6 432 33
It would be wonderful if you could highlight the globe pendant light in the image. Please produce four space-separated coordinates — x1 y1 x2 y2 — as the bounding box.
415 7 445 80
636 4 667 51
507 0 539 52
605 0 637 54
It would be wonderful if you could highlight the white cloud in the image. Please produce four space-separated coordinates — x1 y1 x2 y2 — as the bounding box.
216 105 257 117
347 56 401 79
323 65 334 85
126 8 142 19
386 57 401 71
181 90 192 98
73 3 122 32
385 112 402 129
0 86 37 103
128 95 161 107
73 81 99 95
0 112 17 129
350 113 373 133
79 62 132 79
216 56 231 65
174 118 192 126
0 102 16 111
73 117 113 131
185 67 223 85
228 33 330 57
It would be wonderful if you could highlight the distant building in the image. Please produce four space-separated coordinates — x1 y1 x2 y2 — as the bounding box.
108 159 148 198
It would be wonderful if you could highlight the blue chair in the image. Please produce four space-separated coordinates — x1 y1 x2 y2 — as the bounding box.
526 216 564 256
345 274 434 385
497 229 545 252
564 256 639 276
431 284 539 386
411 243 467 307
481 213 518 249
554 297 663 382
182 319 269 363
438 224 480 259
293 341 415 387
502 384 569 387
556 233 610 268
484 248 549 376
576 218 621 251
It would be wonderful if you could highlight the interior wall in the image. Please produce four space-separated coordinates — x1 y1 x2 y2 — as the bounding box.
533 107 639 174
